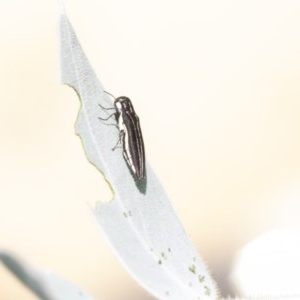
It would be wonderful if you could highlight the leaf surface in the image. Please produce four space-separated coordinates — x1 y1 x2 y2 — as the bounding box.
60 7 219 300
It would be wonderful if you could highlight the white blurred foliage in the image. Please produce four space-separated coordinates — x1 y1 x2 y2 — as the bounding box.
0 251 95 300
230 230 300 296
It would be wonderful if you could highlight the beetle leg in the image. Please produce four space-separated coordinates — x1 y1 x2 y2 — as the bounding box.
112 130 124 151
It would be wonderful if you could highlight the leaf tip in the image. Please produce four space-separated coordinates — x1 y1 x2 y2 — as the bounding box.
57 0 66 16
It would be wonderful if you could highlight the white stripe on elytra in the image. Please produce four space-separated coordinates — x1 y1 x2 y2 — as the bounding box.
118 112 136 174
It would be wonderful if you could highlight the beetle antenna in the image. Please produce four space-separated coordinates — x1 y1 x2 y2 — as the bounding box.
104 91 116 100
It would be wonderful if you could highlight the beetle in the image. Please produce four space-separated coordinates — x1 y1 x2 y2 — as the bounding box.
99 93 146 181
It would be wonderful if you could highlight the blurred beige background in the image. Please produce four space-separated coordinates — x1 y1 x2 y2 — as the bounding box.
1 0 300 299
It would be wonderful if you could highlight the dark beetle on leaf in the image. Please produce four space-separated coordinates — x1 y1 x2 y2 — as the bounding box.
99 93 146 181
